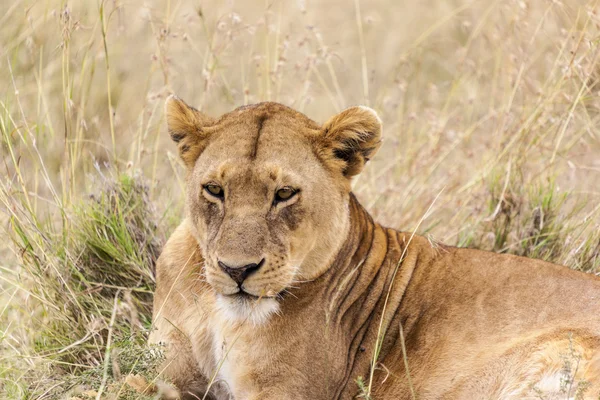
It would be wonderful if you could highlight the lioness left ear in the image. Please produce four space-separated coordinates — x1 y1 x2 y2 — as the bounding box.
319 106 382 177
165 95 216 168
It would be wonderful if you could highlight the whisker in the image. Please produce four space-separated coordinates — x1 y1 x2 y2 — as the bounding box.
280 289 298 300
290 277 317 284
284 284 300 290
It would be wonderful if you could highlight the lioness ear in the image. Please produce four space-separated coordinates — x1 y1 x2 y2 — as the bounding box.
319 106 382 177
165 95 216 168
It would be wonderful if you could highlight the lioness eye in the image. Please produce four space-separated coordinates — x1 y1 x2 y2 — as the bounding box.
204 184 224 199
275 187 297 203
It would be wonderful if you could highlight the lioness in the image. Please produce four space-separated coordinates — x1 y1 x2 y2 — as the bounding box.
146 96 600 399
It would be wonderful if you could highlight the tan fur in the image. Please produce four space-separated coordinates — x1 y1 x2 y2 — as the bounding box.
143 97 600 399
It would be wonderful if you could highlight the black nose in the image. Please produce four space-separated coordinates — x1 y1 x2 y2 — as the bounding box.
218 259 264 286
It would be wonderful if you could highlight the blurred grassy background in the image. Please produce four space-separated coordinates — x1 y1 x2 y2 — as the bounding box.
1 0 599 398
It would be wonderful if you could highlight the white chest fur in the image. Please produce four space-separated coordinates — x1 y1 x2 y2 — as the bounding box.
208 318 262 400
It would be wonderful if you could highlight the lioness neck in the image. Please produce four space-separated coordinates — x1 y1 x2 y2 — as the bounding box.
298 193 427 397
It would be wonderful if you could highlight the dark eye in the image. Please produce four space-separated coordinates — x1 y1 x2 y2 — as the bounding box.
204 184 224 199
275 187 297 203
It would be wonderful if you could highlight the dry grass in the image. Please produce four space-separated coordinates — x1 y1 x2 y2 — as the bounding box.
1 0 600 398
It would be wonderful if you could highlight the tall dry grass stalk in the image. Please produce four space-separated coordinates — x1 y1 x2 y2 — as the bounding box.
1 0 599 398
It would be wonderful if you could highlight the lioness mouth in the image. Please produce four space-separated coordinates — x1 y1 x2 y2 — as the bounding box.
228 289 285 302
230 290 261 301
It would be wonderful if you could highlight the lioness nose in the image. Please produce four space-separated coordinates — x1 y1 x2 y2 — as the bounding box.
218 259 264 286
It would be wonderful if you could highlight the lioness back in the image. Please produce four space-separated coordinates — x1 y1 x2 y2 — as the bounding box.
376 246 600 399
145 98 600 400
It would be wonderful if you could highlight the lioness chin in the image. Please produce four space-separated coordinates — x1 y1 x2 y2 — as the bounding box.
145 97 600 399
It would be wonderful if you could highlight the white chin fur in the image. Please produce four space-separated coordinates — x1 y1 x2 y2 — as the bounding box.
215 294 280 326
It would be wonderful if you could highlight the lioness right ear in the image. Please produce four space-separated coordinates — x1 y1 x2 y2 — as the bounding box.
318 106 382 178
165 95 216 168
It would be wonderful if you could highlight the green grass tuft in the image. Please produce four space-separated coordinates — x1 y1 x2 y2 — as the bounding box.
459 171 600 273
2 173 163 398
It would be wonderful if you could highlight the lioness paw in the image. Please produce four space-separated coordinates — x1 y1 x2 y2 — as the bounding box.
125 374 180 399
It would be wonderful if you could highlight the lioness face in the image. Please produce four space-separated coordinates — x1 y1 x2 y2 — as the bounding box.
166 98 381 324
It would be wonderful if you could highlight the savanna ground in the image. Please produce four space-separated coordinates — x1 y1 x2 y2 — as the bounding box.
1 0 600 398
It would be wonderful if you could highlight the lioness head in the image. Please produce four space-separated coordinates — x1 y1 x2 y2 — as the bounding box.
166 97 382 324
